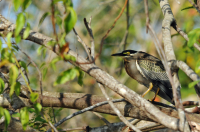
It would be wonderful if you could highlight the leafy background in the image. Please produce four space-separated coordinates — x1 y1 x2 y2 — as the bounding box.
0 0 200 130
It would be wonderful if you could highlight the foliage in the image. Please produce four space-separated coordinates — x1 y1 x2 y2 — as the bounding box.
0 0 199 131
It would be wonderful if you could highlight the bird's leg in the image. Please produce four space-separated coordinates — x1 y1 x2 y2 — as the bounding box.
150 88 160 102
142 82 153 97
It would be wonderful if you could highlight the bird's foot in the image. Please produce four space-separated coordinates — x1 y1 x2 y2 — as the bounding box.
147 98 155 103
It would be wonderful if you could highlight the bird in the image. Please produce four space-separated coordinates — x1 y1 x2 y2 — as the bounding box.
111 50 174 104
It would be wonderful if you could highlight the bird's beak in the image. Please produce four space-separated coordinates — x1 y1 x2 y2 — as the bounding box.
111 53 124 56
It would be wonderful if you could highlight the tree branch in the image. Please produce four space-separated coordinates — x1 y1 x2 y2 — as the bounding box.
0 13 196 131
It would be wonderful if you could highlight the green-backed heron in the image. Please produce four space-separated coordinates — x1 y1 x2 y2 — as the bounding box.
112 50 174 104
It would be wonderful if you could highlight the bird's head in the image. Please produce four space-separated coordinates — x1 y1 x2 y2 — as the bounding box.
111 50 137 58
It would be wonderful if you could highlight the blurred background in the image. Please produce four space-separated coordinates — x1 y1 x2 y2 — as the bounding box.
0 0 199 130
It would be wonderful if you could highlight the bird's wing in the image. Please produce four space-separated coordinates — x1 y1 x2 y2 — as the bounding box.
136 59 169 81
137 59 174 103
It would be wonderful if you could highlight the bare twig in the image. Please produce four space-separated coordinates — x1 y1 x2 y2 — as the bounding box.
46 98 125 132
48 121 58 132
51 0 59 43
96 0 128 61
73 28 92 61
17 61 31 84
144 0 150 33
84 17 95 60
14 44 43 102
59 126 89 132
98 83 141 132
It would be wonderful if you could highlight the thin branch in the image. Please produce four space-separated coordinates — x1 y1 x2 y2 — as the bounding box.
144 0 150 33
51 0 59 43
59 126 89 132
73 28 92 61
48 121 58 132
84 17 95 60
46 98 125 132
14 44 43 102
96 0 128 61
98 83 141 132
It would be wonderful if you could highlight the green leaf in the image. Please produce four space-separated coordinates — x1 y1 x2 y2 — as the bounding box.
58 33 66 46
188 28 200 47
37 46 43 55
64 7 77 34
54 108 63 116
37 46 46 58
14 82 21 96
40 62 46 69
47 40 56 46
15 35 21 43
196 59 200 73
30 92 39 103
56 16 62 28
78 70 84 86
39 12 50 26
188 80 200 88
42 48 47 59
15 13 25 36
1 48 9 60
9 65 18 96
9 55 16 64
64 54 76 61
20 107 29 130
0 78 5 94
34 103 42 115
0 107 4 118
23 23 30 39
4 109 11 128
13 0 22 11
6 32 13 49
27 108 35 113
22 0 32 11
42 67 48 79
0 39 2 51
54 68 78 86
12 112 20 118
64 0 73 7
19 61 28 72
50 56 62 71
181 6 194 11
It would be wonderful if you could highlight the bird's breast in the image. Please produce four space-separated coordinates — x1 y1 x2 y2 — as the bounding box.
124 60 150 87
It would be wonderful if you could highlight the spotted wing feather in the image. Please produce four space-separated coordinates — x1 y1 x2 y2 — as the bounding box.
136 54 174 103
